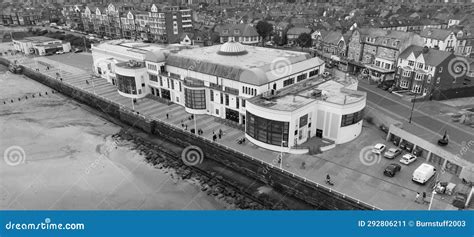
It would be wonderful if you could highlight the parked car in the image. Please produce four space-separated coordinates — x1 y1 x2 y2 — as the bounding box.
372 143 386 154
384 148 402 159
399 141 413 152
384 163 401 177
55 50 64 54
400 153 417 165
412 163 436 184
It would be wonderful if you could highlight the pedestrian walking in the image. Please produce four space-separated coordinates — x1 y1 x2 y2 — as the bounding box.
219 129 222 136
415 192 421 203
301 161 306 169
166 113 169 119
422 192 427 204
213 134 217 142
218 133 221 139
185 124 188 130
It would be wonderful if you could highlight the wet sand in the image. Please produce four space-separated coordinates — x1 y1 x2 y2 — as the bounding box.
0 66 227 210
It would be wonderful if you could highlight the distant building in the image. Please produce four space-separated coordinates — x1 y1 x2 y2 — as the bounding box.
218 24 261 45
12 36 71 55
81 4 192 43
395 45 474 100
348 28 424 82
286 27 311 46
420 28 457 52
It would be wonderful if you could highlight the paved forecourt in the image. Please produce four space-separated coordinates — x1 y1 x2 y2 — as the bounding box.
15 55 458 210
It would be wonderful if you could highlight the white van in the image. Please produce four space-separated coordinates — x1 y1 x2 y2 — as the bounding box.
412 163 436 184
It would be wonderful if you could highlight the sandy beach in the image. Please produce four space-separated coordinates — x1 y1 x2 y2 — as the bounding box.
0 66 227 210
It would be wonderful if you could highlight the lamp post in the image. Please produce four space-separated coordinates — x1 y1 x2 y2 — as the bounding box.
280 141 286 170
408 74 426 124
428 190 437 210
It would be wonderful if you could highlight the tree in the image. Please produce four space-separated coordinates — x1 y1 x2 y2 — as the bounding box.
296 33 312 49
256 20 273 46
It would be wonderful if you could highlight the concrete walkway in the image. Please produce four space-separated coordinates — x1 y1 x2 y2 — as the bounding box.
14 56 461 210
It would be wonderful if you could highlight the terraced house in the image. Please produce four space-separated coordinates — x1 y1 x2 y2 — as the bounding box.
81 3 192 43
348 28 424 82
395 45 474 100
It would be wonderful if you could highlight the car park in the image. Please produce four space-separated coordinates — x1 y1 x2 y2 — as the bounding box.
383 163 401 177
399 153 417 165
383 147 402 159
372 143 386 154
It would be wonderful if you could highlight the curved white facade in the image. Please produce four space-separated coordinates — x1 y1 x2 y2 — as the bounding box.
115 64 148 99
245 81 366 152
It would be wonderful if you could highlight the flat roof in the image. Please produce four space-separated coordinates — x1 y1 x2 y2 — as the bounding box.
248 76 365 111
166 43 325 86
16 36 60 43
95 40 167 53
171 44 311 70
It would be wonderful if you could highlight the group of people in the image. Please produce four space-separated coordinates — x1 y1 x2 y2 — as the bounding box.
415 192 429 204
212 129 223 142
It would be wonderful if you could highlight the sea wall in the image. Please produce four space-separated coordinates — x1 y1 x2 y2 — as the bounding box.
2 58 377 210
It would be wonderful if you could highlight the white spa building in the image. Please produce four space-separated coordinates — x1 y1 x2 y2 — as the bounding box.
92 40 366 152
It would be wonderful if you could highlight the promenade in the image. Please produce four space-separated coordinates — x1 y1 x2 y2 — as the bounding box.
7 53 463 210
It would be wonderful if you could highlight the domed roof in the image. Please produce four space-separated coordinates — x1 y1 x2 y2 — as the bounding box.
239 68 268 86
217 41 248 56
144 50 166 63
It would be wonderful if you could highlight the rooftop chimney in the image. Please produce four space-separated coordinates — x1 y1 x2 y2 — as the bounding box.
422 46 429 54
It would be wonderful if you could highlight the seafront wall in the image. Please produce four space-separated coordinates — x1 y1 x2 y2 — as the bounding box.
1 58 377 210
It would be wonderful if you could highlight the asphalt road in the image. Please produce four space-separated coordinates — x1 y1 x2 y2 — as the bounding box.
358 82 474 145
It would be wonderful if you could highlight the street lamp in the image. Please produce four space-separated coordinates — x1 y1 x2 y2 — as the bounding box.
428 190 437 210
280 141 286 170
408 74 426 124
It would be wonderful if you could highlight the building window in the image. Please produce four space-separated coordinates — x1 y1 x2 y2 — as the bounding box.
403 71 411 77
236 97 239 109
283 78 295 87
216 109 219 115
116 74 137 94
210 90 214 101
184 88 206 109
415 73 424 81
400 80 409 88
179 82 182 92
408 60 414 66
220 93 223 104
149 74 158 82
418 63 424 69
341 109 364 127
225 94 229 106
246 111 289 147
309 69 319 77
242 99 245 107
297 73 307 82
170 80 174 90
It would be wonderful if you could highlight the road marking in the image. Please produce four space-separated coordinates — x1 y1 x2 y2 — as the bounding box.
360 83 474 137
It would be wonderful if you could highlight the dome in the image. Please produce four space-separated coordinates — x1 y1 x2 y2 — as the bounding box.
144 50 166 63
217 41 248 56
239 68 268 86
